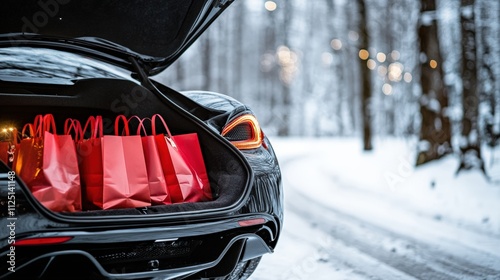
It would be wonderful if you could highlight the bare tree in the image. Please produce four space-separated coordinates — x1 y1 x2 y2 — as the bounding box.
276 0 292 136
357 0 373 151
477 0 500 161
416 0 452 165
201 33 212 90
456 0 488 176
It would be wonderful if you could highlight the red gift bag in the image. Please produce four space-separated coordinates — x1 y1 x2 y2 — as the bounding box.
10 124 35 170
14 114 81 212
150 114 212 203
76 116 104 210
134 117 171 205
78 115 151 209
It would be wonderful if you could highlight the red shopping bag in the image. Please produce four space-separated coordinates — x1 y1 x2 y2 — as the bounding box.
134 117 171 205
76 116 104 210
150 114 212 203
78 115 151 210
10 124 35 170
14 114 81 212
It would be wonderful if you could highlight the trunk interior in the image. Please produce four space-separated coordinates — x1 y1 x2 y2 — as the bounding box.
0 78 250 216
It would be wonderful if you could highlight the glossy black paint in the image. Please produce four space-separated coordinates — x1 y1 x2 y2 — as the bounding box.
0 55 283 280
0 0 283 275
0 0 235 75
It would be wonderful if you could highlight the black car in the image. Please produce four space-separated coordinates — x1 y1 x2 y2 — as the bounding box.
0 1 283 279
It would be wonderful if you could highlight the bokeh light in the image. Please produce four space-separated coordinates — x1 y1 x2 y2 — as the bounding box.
382 83 393 95
330 39 342 50
391 50 401 61
388 62 404 82
429 59 438 69
376 52 386 63
404 72 413 83
359 49 369 60
322 52 333 66
367 59 376 70
264 1 277 12
348 31 359 41
378 65 387 76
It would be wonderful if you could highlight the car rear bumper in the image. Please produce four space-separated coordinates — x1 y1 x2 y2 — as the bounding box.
0 215 276 279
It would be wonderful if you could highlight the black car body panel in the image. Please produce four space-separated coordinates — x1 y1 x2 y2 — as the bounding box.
0 49 282 279
1 0 234 75
0 1 283 278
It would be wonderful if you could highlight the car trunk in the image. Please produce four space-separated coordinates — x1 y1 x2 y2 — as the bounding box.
0 77 251 216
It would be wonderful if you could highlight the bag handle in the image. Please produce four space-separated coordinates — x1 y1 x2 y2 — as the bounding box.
21 123 35 138
81 116 103 140
43 114 57 133
64 118 83 140
114 115 130 136
33 114 44 138
127 115 143 136
151 114 173 138
136 117 151 136
151 114 177 148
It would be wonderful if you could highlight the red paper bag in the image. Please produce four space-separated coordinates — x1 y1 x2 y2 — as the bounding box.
76 116 104 210
173 133 211 200
151 114 212 203
0 142 8 165
15 114 81 212
101 115 150 209
135 117 171 205
79 115 151 209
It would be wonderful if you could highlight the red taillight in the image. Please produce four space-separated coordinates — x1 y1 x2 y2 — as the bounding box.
222 114 263 150
15 236 73 246
238 218 266 227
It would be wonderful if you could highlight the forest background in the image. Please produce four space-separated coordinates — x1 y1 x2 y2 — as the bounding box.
157 0 500 174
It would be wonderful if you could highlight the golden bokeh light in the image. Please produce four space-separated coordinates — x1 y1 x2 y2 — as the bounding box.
359 49 369 60
429 59 438 69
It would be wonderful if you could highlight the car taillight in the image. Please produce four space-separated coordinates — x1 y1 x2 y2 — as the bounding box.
238 218 266 227
15 236 73 246
221 114 263 150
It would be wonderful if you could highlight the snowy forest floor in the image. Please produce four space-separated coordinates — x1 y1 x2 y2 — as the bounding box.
250 137 500 280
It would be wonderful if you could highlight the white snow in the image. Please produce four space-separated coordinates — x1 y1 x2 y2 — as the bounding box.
250 137 500 279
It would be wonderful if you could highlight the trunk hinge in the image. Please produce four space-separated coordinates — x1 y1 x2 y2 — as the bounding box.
128 56 155 91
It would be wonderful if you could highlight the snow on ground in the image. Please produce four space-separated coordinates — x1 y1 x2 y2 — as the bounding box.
250 137 500 279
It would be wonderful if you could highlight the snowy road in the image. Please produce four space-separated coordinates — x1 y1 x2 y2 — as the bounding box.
251 138 500 280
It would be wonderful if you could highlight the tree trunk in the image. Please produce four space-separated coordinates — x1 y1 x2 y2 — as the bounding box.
277 1 292 137
201 33 211 90
456 0 488 177
357 0 373 151
233 0 245 101
416 0 452 166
